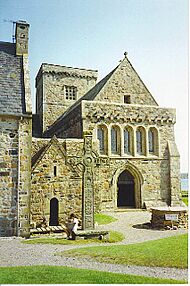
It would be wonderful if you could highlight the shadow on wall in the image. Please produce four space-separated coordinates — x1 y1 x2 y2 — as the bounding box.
0 218 17 237
160 158 170 206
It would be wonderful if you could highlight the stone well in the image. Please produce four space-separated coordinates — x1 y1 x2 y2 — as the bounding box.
151 207 188 229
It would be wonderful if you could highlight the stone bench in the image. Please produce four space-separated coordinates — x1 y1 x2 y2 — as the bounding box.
30 225 69 235
73 230 109 240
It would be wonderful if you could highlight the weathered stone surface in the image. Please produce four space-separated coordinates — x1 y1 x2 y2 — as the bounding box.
31 137 83 227
0 21 32 238
17 117 32 238
1 22 184 236
151 207 188 229
35 63 98 134
0 117 19 236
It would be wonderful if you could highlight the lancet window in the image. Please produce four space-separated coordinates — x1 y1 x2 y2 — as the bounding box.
111 126 120 154
148 129 154 153
124 129 131 154
136 129 143 155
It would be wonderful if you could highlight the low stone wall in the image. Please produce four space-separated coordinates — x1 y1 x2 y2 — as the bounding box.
151 207 188 229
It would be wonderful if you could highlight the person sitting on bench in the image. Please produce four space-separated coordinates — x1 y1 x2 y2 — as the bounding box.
66 213 79 239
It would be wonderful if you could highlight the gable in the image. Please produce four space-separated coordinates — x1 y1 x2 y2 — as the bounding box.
43 54 158 137
32 136 67 171
86 55 158 106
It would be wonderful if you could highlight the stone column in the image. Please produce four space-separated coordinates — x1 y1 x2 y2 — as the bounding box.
120 127 124 156
107 125 111 156
82 131 94 230
18 117 32 238
145 129 149 156
133 127 137 156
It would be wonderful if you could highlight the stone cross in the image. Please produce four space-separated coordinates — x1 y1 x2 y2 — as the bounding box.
82 132 95 230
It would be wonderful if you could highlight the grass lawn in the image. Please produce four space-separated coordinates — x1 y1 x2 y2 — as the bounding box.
182 197 188 206
23 230 125 245
61 234 188 269
182 190 188 206
94 213 117 225
0 265 186 284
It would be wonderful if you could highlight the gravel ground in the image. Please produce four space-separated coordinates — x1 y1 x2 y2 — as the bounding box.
0 210 188 282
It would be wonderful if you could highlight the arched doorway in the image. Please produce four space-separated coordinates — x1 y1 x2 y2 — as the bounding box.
49 198 59 226
117 170 135 208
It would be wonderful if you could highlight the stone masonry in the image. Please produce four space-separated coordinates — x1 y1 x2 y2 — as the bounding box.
0 21 184 236
0 21 32 237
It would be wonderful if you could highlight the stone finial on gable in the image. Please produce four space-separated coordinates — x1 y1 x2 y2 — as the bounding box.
124 51 128 58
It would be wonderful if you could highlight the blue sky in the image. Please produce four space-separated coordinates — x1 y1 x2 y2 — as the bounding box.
0 0 188 172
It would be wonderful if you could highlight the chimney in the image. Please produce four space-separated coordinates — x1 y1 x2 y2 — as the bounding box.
15 20 29 56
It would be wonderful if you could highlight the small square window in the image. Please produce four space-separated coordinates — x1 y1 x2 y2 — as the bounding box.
124 95 131 104
65 86 77 100
9 149 18 156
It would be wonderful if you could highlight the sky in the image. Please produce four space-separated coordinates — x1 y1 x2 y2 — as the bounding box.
0 0 188 172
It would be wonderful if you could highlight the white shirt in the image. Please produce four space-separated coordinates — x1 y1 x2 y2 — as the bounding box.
72 217 79 232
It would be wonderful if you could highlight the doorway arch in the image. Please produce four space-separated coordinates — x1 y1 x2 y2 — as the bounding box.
49 197 59 226
113 162 143 209
117 170 135 207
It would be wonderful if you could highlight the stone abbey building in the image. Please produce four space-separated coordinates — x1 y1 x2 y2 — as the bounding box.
0 21 183 237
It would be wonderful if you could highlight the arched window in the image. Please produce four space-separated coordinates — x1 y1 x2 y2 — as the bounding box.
111 126 120 154
97 127 104 154
148 127 158 155
124 129 131 154
136 129 143 155
97 125 107 154
148 129 154 153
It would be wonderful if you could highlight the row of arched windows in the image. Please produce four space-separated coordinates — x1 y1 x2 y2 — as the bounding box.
97 125 159 157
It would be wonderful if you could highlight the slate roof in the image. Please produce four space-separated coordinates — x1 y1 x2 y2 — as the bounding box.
0 41 25 115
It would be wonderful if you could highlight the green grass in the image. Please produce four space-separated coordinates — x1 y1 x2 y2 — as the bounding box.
0 266 186 284
61 234 188 269
23 230 124 245
181 190 188 206
182 196 188 206
94 213 117 225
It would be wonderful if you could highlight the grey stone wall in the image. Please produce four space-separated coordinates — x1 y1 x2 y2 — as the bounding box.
35 64 98 133
82 100 176 159
17 117 32 238
0 115 32 238
56 105 83 139
92 158 171 211
93 56 158 106
31 137 84 227
168 141 182 206
0 117 19 236
80 100 182 210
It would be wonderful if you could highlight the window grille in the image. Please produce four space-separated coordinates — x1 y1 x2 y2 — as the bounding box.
65 86 77 100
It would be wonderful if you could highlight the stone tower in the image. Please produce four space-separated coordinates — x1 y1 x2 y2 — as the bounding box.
35 64 98 135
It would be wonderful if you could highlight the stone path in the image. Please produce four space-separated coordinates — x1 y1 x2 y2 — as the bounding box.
0 211 188 282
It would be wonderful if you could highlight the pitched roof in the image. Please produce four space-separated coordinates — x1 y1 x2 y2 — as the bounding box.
32 136 66 170
0 41 25 115
44 67 117 136
44 54 158 136
87 55 158 106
